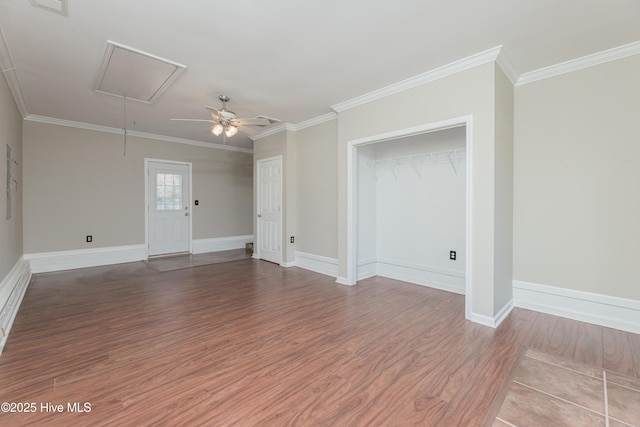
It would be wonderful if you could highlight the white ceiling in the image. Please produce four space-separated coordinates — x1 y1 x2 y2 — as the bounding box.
1 0 639 150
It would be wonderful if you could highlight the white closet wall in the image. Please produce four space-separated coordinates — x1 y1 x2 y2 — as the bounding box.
356 127 466 293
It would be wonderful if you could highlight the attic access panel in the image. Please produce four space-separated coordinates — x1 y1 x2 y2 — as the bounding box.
29 0 68 16
94 41 186 103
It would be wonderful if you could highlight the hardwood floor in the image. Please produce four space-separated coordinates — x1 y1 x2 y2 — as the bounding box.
0 258 638 426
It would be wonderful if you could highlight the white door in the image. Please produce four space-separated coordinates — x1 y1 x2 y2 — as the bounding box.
257 156 282 264
147 161 191 256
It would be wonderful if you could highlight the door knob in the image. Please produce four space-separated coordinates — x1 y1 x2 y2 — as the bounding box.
257 214 262 218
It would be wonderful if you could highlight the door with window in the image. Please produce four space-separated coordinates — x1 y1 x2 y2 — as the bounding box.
147 160 191 256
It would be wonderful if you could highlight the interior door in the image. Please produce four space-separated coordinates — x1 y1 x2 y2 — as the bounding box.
257 156 282 264
147 161 191 256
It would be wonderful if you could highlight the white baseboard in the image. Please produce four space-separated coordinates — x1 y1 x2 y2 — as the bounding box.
192 235 253 254
467 299 514 328
295 251 338 278
376 258 465 295
335 276 353 286
0 257 32 356
25 244 146 273
513 280 640 334
357 257 377 280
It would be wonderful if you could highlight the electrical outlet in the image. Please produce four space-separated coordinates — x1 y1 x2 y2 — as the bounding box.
86 235 92 243
290 236 295 243
450 250 456 260
195 200 199 206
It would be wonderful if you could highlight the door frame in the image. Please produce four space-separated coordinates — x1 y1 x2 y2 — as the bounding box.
255 155 283 264
144 158 193 258
346 115 474 320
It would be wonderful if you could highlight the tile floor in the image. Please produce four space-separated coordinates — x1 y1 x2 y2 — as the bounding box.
490 348 640 426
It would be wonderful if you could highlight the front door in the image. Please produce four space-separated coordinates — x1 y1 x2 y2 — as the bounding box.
147 160 191 256
257 156 282 264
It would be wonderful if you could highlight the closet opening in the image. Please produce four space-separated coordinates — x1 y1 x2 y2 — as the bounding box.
346 116 473 319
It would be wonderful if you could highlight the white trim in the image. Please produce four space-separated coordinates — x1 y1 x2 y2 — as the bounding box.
354 256 467 294
376 258 464 279
496 46 520 85
295 251 338 277
292 112 338 131
465 312 497 328
24 115 253 153
466 300 513 328
331 46 502 113
347 119 467 147
357 257 377 281
513 280 640 335
252 113 338 141
346 115 476 320
495 299 515 326
0 258 28 314
0 257 32 356
25 244 146 273
192 235 253 254
335 276 351 286
346 132 357 285
375 258 465 295
251 123 296 141
0 27 28 118
517 40 640 86
280 261 296 268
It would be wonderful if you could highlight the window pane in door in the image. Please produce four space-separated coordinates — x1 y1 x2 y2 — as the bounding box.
156 173 182 210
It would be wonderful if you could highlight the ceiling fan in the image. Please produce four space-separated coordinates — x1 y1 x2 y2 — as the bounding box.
171 95 273 141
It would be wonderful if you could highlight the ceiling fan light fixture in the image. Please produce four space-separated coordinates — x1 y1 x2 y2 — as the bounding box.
225 125 238 137
171 94 273 141
212 124 224 136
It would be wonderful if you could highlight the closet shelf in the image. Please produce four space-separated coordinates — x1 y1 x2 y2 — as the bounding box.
367 148 466 179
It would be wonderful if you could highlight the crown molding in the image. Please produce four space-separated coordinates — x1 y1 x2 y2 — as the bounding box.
251 112 337 141
294 112 337 131
496 46 520 85
331 46 503 113
24 115 253 153
251 122 296 141
0 26 28 118
517 40 640 86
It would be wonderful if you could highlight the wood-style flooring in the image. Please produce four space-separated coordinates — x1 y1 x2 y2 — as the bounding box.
0 258 639 426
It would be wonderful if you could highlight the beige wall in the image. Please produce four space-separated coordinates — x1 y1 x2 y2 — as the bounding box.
23 121 253 253
0 70 23 291
493 65 514 310
513 55 640 301
295 120 338 258
336 63 513 319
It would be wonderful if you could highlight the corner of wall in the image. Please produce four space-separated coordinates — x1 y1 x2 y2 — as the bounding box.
0 257 32 356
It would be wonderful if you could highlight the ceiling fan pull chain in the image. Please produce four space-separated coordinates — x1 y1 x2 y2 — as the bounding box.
123 95 127 156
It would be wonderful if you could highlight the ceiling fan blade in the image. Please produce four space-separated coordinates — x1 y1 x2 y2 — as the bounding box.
237 125 258 136
170 118 218 123
204 105 223 120
232 117 271 126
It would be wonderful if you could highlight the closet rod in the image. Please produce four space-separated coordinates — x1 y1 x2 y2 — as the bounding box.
367 148 465 177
